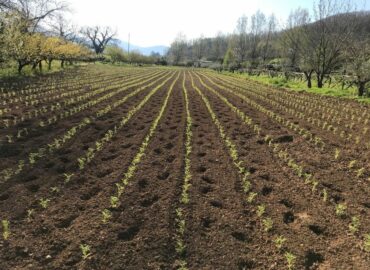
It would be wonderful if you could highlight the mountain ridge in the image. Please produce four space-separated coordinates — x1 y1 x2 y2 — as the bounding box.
115 40 169 56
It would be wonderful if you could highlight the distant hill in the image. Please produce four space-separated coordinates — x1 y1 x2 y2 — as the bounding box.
116 40 169 56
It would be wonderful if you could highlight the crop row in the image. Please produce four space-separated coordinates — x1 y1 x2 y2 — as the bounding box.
20 72 178 231
0 70 173 182
208 73 369 148
194 71 370 254
0 71 166 144
200 73 369 179
0 70 162 130
190 72 297 269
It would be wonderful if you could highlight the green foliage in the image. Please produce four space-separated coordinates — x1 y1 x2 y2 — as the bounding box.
364 234 370 252
335 203 347 217
80 244 91 259
228 73 370 103
102 209 112 224
2 220 10 240
39 198 50 209
348 216 360 234
274 235 286 249
105 45 126 63
285 252 296 270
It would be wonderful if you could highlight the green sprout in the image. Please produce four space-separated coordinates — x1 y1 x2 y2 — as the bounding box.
102 209 112 224
274 235 286 250
2 220 10 240
80 244 91 260
39 198 50 209
285 252 296 270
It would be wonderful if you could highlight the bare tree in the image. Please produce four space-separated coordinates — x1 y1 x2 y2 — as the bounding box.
261 13 277 64
281 8 310 69
1 0 67 32
233 15 248 66
211 32 228 64
82 26 116 54
302 0 354 88
345 12 370 96
192 35 206 62
49 13 77 41
169 32 187 65
249 10 266 66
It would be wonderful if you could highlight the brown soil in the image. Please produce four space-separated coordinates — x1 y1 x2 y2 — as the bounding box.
0 66 369 269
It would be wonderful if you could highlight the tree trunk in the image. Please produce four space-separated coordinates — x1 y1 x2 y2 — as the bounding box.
18 61 25 74
48 59 52 70
304 70 313 88
38 61 42 72
61 59 65 68
317 73 324 88
358 81 366 97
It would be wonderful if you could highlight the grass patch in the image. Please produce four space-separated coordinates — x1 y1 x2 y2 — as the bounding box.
221 72 370 104
0 60 86 79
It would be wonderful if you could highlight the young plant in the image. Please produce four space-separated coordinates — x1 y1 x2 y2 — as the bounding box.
2 220 10 240
63 173 74 183
39 198 50 209
247 192 257 203
364 234 370 252
348 216 360 234
356 168 365 178
242 179 251 193
80 244 91 260
50 186 60 193
27 209 34 222
274 235 286 250
78 158 86 170
348 160 357 169
110 196 119 208
335 203 347 217
262 218 273 232
256 204 265 217
285 252 296 270
322 188 328 202
102 209 112 224
334 148 340 160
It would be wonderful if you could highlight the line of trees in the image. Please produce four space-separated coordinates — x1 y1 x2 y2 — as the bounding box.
167 0 370 96
0 0 125 73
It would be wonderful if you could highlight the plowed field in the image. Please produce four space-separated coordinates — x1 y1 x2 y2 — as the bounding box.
0 65 369 269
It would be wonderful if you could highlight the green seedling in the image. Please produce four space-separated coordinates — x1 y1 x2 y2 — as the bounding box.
364 234 370 252
2 220 10 240
175 239 186 256
102 209 112 224
115 183 125 197
27 209 34 221
50 186 60 193
348 160 356 169
247 192 257 203
39 198 50 209
356 168 365 178
256 205 265 217
80 244 91 259
322 188 328 202
285 252 296 270
242 180 251 193
335 203 346 217
63 173 74 183
110 196 119 208
262 218 273 232
348 216 360 234
274 235 286 249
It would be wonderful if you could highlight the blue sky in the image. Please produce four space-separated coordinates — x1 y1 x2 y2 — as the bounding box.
68 0 370 46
